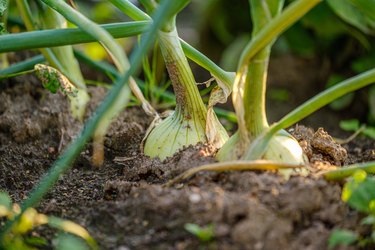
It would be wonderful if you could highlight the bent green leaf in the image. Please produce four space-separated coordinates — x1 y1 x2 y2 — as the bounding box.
327 0 375 35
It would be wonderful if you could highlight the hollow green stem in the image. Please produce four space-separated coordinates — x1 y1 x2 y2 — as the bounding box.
238 0 322 68
218 0 308 167
0 69 34 79
15 0 35 31
111 0 234 87
0 0 176 241
322 161 375 181
158 26 206 119
110 0 151 21
15 0 62 70
40 0 128 72
180 39 234 88
138 0 158 14
276 69 375 133
0 21 150 53
0 55 44 77
40 0 156 165
0 22 233 88
243 48 270 136
0 0 9 69
143 19 208 159
75 50 237 123
40 6 87 90
241 0 284 138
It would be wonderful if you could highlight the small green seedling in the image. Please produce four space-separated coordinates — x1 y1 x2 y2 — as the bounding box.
184 223 215 243
329 230 359 249
0 191 97 250
328 171 375 249
340 119 375 140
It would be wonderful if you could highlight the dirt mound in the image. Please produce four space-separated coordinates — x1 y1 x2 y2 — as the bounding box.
1 76 374 249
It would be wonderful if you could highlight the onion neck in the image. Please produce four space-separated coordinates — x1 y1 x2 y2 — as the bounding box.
158 25 207 126
243 47 270 138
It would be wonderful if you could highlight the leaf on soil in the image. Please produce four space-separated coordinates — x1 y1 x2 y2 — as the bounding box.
328 229 358 248
34 64 78 97
184 223 214 242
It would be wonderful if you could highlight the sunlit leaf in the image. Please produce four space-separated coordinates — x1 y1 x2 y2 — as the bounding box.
327 0 375 35
48 216 97 249
347 177 375 213
342 170 367 202
339 119 360 132
350 0 375 20
184 223 214 242
328 229 358 248
13 208 38 234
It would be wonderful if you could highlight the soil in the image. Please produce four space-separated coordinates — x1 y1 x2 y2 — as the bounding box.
1 57 375 250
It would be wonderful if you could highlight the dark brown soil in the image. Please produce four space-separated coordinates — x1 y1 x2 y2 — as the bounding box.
1 69 374 250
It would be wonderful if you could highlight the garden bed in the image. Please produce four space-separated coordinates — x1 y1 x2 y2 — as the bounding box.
1 56 374 249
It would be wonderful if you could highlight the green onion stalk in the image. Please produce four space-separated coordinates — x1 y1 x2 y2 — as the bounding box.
217 0 309 170
0 0 9 69
16 0 89 121
143 3 228 160
38 0 135 167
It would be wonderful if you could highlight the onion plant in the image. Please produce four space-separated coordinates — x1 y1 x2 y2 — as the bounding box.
0 191 97 249
139 1 229 160
0 0 204 241
0 0 374 167
16 0 90 120
216 0 309 169
1 0 375 243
